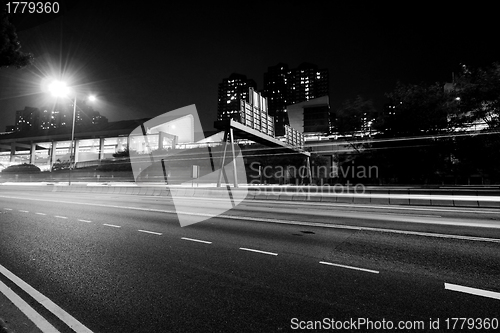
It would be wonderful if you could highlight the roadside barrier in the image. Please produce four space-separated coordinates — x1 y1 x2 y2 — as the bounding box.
1 183 499 208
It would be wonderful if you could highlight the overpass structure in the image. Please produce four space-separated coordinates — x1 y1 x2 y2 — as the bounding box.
214 119 311 188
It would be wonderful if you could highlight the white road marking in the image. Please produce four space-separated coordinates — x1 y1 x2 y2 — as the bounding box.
4 208 12 210
445 283 500 300
319 261 379 274
54 216 67 219
138 229 162 235
36 212 46 216
103 223 121 228
221 216 500 243
181 237 212 244
3 195 499 243
250 199 500 215
0 263 93 333
0 279 60 333
239 247 278 256
78 219 92 223
19 210 29 213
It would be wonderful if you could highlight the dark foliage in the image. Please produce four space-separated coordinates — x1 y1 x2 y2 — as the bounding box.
2 163 40 173
0 8 33 69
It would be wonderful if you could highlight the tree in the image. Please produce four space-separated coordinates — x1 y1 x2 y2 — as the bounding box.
334 95 377 136
380 81 449 137
448 63 500 129
0 6 33 69
355 82 454 184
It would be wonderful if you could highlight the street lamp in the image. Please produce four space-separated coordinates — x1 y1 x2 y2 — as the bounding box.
48 80 96 185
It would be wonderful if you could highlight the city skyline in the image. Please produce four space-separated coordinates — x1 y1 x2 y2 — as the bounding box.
0 2 497 136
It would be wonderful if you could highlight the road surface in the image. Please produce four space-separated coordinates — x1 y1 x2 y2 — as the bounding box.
0 188 499 332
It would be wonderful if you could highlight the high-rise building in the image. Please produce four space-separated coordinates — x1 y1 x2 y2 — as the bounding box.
287 62 329 104
262 62 329 135
217 73 257 121
262 63 290 136
12 102 106 132
15 107 39 132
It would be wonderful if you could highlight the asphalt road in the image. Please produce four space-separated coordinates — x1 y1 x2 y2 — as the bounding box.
0 189 499 332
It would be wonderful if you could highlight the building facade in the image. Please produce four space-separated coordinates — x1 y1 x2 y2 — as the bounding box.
262 62 329 135
217 73 257 121
12 102 107 133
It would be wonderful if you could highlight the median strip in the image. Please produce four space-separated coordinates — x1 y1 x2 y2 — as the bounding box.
181 237 212 244
445 283 500 300
319 261 379 274
239 247 278 256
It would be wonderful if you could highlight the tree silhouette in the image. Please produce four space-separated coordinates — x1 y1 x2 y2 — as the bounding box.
0 6 33 69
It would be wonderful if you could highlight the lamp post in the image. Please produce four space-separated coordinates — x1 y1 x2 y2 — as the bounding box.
48 80 96 185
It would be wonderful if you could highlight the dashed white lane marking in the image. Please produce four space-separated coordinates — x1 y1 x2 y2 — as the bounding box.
0 279 60 332
445 283 500 300
78 219 92 223
138 230 162 236
103 223 121 228
36 212 46 215
0 263 93 333
4 195 499 243
19 210 29 213
319 261 380 274
181 237 212 244
4 208 12 210
54 216 67 219
239 247 278 256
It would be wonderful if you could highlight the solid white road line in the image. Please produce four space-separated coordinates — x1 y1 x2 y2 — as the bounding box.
239 247 278 256
0 263 93 333
0 279 60 333
78 219 92 223
319 261 380 274
54 216 67 219
445 283 500 300
36 212 46 215
138 230 162 235
102 223 121 228
181 237 212 244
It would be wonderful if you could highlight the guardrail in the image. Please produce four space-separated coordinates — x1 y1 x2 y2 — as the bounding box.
2 183 499 208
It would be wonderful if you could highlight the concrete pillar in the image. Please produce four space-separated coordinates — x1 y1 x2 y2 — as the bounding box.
158 132 163 150
73 140 80 164
29 143 36 164
10 143 15 162
98 137 105 160
50 141 57 169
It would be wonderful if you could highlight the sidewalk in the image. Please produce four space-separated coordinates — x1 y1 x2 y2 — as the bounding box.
0 288 43 333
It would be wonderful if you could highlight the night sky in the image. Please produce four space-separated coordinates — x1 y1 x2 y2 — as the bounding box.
0 1 497 134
